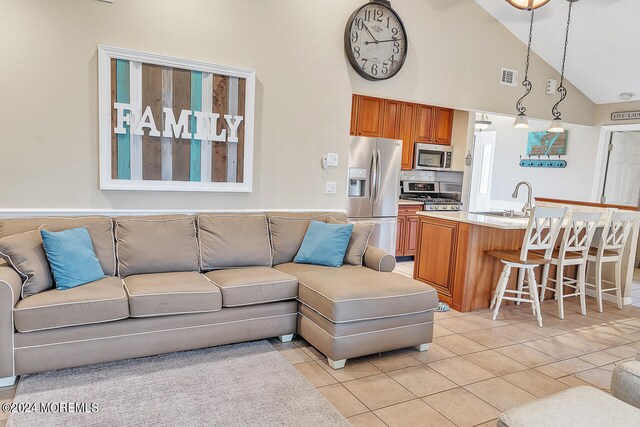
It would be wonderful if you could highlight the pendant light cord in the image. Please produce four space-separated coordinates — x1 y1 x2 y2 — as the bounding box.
552 0 574 120
515 9 535 115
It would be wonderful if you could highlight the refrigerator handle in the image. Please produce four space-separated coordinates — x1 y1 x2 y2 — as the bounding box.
369 150 377 204
375 148 382 205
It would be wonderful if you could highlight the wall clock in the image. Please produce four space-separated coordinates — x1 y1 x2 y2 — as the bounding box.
344 0 407 81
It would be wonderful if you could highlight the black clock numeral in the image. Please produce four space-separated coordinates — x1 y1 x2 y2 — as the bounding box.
360 58 368 70
382 63 389 75
374 9 383 22
393 41 400 54
386 16 390 28
351 31 358 43
355 18 364 30
353 46 361 59
364 9 371 21
392 27 399 37
371 63 378 76
389 54 396 63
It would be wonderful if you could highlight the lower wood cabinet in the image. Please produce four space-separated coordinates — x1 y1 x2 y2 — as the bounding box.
414 218 458 304
396 204 422 257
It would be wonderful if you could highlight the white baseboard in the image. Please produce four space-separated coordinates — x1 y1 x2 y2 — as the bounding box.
0 376 16 387
0 208 347 218
584 289 633 306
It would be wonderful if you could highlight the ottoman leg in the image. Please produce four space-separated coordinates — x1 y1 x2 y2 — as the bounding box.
327 358 346 370
415 343 430 352
278 334 294 343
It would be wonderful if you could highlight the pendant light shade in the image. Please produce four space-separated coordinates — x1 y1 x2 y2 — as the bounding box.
475 113 492 131
505 0 551 10
548 118 564 133
514 113 529 129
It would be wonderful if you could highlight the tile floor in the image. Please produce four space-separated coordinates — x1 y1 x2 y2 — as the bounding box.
272 296 640 427
1 296 639 427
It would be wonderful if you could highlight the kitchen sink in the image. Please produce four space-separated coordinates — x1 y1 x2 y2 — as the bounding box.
471 211 529 218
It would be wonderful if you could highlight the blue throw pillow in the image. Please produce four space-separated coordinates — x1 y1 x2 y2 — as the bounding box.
40 227 105 290
294 221 354 268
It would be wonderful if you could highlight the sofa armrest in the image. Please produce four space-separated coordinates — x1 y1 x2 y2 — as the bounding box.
0 264 21 378
611 360 640 409
363 246 396 272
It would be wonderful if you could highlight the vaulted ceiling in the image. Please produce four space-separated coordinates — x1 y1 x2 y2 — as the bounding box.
474 0 640 105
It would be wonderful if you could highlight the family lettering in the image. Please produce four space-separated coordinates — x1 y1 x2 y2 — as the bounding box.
113 103 244 142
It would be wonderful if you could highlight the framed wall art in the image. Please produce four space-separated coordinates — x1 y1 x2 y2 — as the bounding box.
526 130 567 156
98 45 256 192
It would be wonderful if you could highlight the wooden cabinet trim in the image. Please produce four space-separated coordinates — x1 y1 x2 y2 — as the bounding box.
355 95 384 137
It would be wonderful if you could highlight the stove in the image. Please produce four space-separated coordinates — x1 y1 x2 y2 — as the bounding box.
400 180 462 211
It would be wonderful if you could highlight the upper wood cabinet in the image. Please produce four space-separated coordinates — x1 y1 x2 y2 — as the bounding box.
355 96 384 137
382 99 402 139
349 95 455 170
350 94 358 136
399 102 416 170
433 107 454 145
413 104 435 143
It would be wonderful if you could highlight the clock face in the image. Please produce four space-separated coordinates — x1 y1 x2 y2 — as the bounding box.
345 1 407 81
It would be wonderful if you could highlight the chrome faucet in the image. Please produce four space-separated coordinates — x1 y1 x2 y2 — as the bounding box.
512 181 533 217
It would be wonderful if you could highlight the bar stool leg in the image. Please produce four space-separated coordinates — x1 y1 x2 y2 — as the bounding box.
577 262 587 316
614 259 623 310
556 262 565 320
492 265 512 320
515 268 525 306
540 264 551 302
595 259 604 313
527 268 543 327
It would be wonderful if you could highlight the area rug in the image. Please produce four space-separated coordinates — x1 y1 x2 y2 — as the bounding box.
7 340 348 427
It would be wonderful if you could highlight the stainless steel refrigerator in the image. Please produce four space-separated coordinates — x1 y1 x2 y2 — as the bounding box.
347 136 402 255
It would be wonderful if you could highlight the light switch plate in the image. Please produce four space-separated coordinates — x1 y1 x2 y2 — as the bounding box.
325 182 337 194
326 153 339 167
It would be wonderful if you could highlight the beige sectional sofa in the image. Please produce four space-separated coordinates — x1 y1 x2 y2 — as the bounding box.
0 212 438 382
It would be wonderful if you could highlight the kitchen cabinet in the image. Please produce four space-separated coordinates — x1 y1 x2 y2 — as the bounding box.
399 102 416 170
350 95 454 170
433 107 454 145
396 204 422 256
414 217 459 305
350 94 358 136
355 96 384 137
413 104 435 143
382 99 402 139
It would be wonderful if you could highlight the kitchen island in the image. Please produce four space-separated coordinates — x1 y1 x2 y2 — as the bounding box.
414 204 640 313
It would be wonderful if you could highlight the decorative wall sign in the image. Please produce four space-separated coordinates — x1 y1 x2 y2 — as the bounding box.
98 46 256 192
526 130 567 156
611 111 640 121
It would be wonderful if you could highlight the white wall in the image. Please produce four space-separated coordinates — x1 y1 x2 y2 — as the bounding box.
0 0 595 212
485 114 599 209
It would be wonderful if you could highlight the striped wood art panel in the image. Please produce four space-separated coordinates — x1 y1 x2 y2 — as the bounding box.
110 59 246 184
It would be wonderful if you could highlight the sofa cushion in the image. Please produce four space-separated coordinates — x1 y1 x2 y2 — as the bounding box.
0 216 116 276
198 214 272 270
275 263 438 323
0 230 52 298
294 221 353 267
204 267 298 307
13 276 128 332
267 212 347 265
327 218 374 266
123 272 222 317
497 386 640 427
115 217 199 277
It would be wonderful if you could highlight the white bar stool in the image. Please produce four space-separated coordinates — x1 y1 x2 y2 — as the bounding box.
489 207 567 327
585 211 637 312
539 212 602 319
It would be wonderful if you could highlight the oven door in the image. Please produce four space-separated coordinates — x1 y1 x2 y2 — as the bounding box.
414 144 451 170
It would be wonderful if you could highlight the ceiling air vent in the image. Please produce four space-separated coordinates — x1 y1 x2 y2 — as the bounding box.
500 68 518 87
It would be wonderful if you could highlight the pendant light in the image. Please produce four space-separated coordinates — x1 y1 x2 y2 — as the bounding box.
549 0 578 133
475 113 492 131
513 9 535 129
505 0 550 10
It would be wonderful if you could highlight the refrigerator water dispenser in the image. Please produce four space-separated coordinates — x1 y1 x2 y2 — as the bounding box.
348 168 367 197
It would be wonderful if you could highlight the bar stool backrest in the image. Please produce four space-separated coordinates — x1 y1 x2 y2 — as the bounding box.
598 211 637 255
520 207 567 262
559 212 602 258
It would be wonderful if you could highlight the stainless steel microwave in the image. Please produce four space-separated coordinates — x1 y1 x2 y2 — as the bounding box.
414 143 453 171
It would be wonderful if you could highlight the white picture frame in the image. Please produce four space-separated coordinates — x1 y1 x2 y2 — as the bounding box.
98 45 256 192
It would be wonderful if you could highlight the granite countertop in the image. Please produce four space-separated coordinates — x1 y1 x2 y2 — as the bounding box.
416 211 529 230
398 200 425 206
